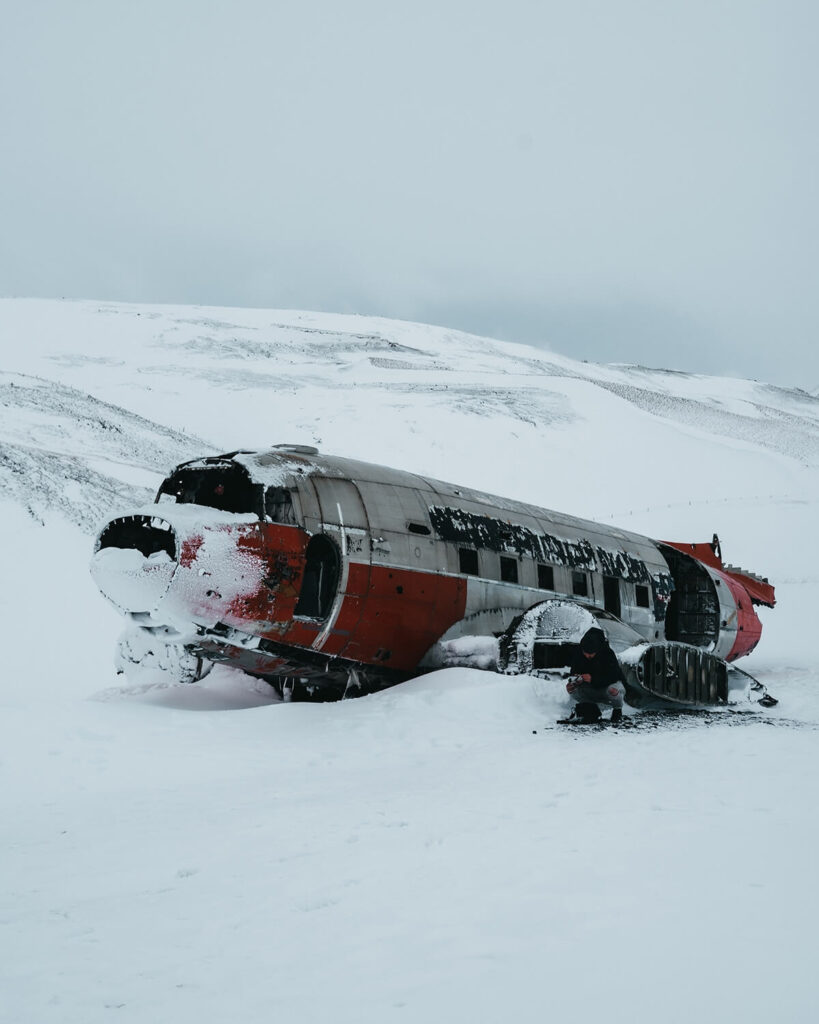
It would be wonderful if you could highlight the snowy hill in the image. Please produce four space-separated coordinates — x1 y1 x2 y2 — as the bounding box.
2 299 817 1023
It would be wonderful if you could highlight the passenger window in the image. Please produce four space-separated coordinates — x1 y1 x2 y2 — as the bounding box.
635 584 650 608
603 576 621 617
459 548 479 575
500 556 518 583
537 564 554 590
572 571 589 597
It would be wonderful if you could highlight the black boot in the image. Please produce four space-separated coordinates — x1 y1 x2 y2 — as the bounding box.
610 707 623 724
575 701 602 723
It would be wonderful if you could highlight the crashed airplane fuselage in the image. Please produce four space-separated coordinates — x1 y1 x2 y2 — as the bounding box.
90 445 775 700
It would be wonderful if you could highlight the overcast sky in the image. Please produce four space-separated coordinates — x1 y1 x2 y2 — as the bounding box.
1 1 816 386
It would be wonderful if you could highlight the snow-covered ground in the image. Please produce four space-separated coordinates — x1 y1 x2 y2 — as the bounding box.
1 299 817 1023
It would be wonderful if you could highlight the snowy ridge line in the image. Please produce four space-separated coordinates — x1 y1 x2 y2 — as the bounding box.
344 382 572 427
0 369 216 529
0 441 154 530
176 328 435 358
592 380 819 465
246 324 429 351
368 356 454 371
0 371 212 464
132 363 297 392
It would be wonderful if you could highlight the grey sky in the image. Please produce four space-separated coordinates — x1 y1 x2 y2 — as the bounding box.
2 1 816 386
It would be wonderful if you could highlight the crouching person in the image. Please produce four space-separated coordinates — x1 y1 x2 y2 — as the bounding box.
566 627 626 723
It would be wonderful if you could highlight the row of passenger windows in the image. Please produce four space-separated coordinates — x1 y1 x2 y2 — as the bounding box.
459 547 557 589
458 547 650 607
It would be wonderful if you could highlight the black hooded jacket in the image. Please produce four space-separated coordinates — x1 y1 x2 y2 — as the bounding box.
569 627 625 689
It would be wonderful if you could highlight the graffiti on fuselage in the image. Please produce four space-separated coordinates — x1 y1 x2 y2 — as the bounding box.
428 505 672 623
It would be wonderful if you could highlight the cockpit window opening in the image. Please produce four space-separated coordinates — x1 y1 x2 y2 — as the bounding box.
157 464 263 516
96 516 176 560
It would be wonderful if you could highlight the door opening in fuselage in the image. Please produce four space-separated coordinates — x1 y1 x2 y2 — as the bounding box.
294 535 340 619
658 545 719 648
